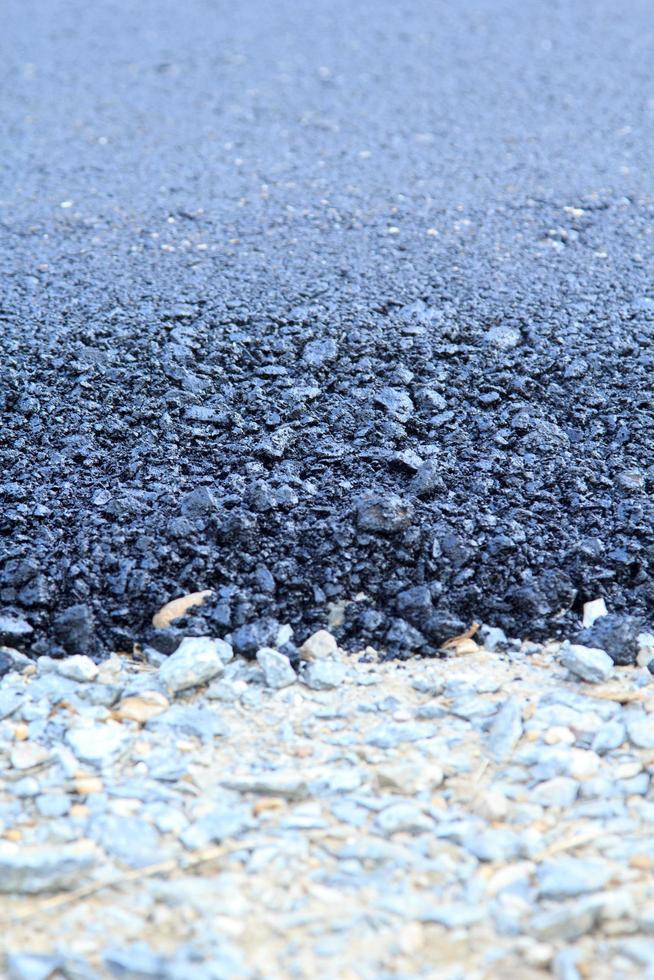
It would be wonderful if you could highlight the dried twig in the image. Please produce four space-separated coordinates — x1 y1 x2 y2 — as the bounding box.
0 839 251 926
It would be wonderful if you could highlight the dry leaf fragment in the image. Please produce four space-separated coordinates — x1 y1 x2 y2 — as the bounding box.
441 622 480 656
253 797 285 816
152 590 213 628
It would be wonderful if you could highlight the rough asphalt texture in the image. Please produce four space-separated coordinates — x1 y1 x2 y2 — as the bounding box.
2 0 654 659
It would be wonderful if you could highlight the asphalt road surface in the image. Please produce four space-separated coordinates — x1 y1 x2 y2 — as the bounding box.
2 0 654 659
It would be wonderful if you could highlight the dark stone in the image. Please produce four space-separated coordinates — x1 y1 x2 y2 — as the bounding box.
423 613 467 647
410 459 443 498
355 493 414 533
396 585 433 614
385 618 426 653
180 486 219 517
145 627 184 655
52 604 96 655
228 618 280 659
576 614 644 666
0 612 33 649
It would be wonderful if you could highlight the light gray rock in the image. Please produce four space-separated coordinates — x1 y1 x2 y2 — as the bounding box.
77 683 123 707
180 806 252 850
531 777 578 807
464 828 524 862
282 802 328 830
531 901 597 942
331 799 368 827
103 943 166 979
213 638 235 665
410 676 444 696
541 688 620 720
205 679 242 702
256 647 296 689
627 713 654 748
560 643 613 683
158 637 225 693
378 893 484 926
240 688 264 708
479 625 508 651
10 741 50 770
222 771 311 799
23 673 78 704
486 696 523 759
88 815 162 868
151 807 188 835
592 720 626 754
0 845 96 894
55 655 99 683
577 776 619 800
374 386 414 422
11 777 41 798
553 948 582 980
35 794 71 818
415 702 447 720
538 857 612 899
6 953 64 980
617 773 650 796
449 695 498 721
0 613 33 646
0 687 23 720
147 704 227 741
365 722 436 749
375 802 433 836
486 324 521 350
528 746 575 781
301 660 347 690
143 646 167 668
620 938 654 968
66 723 129 767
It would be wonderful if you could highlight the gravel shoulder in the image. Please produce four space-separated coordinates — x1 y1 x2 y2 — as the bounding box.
3 633 654 978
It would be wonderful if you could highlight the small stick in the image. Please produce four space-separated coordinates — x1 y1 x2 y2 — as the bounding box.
0 839 251 926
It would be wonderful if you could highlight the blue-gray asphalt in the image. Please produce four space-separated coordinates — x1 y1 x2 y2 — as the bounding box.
2 0 654 658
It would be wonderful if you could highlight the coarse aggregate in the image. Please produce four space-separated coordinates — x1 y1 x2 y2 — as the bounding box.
3 0 654 657
3 633 654 977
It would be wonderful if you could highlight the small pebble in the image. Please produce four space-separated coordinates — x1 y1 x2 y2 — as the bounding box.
158 637 225 693
301 660 347 690
256 648 297 689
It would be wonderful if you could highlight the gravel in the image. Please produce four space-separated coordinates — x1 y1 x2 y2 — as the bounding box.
158 637 226 694
0 846 97 895
560 644 614 684
1 632 653 975
256 648 297 689
300 660 347 690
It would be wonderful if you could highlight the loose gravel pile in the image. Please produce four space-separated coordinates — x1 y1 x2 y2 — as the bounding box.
4 631 654 977
3 0 654 657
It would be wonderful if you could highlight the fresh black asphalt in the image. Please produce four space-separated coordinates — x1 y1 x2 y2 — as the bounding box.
2 0 654 659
